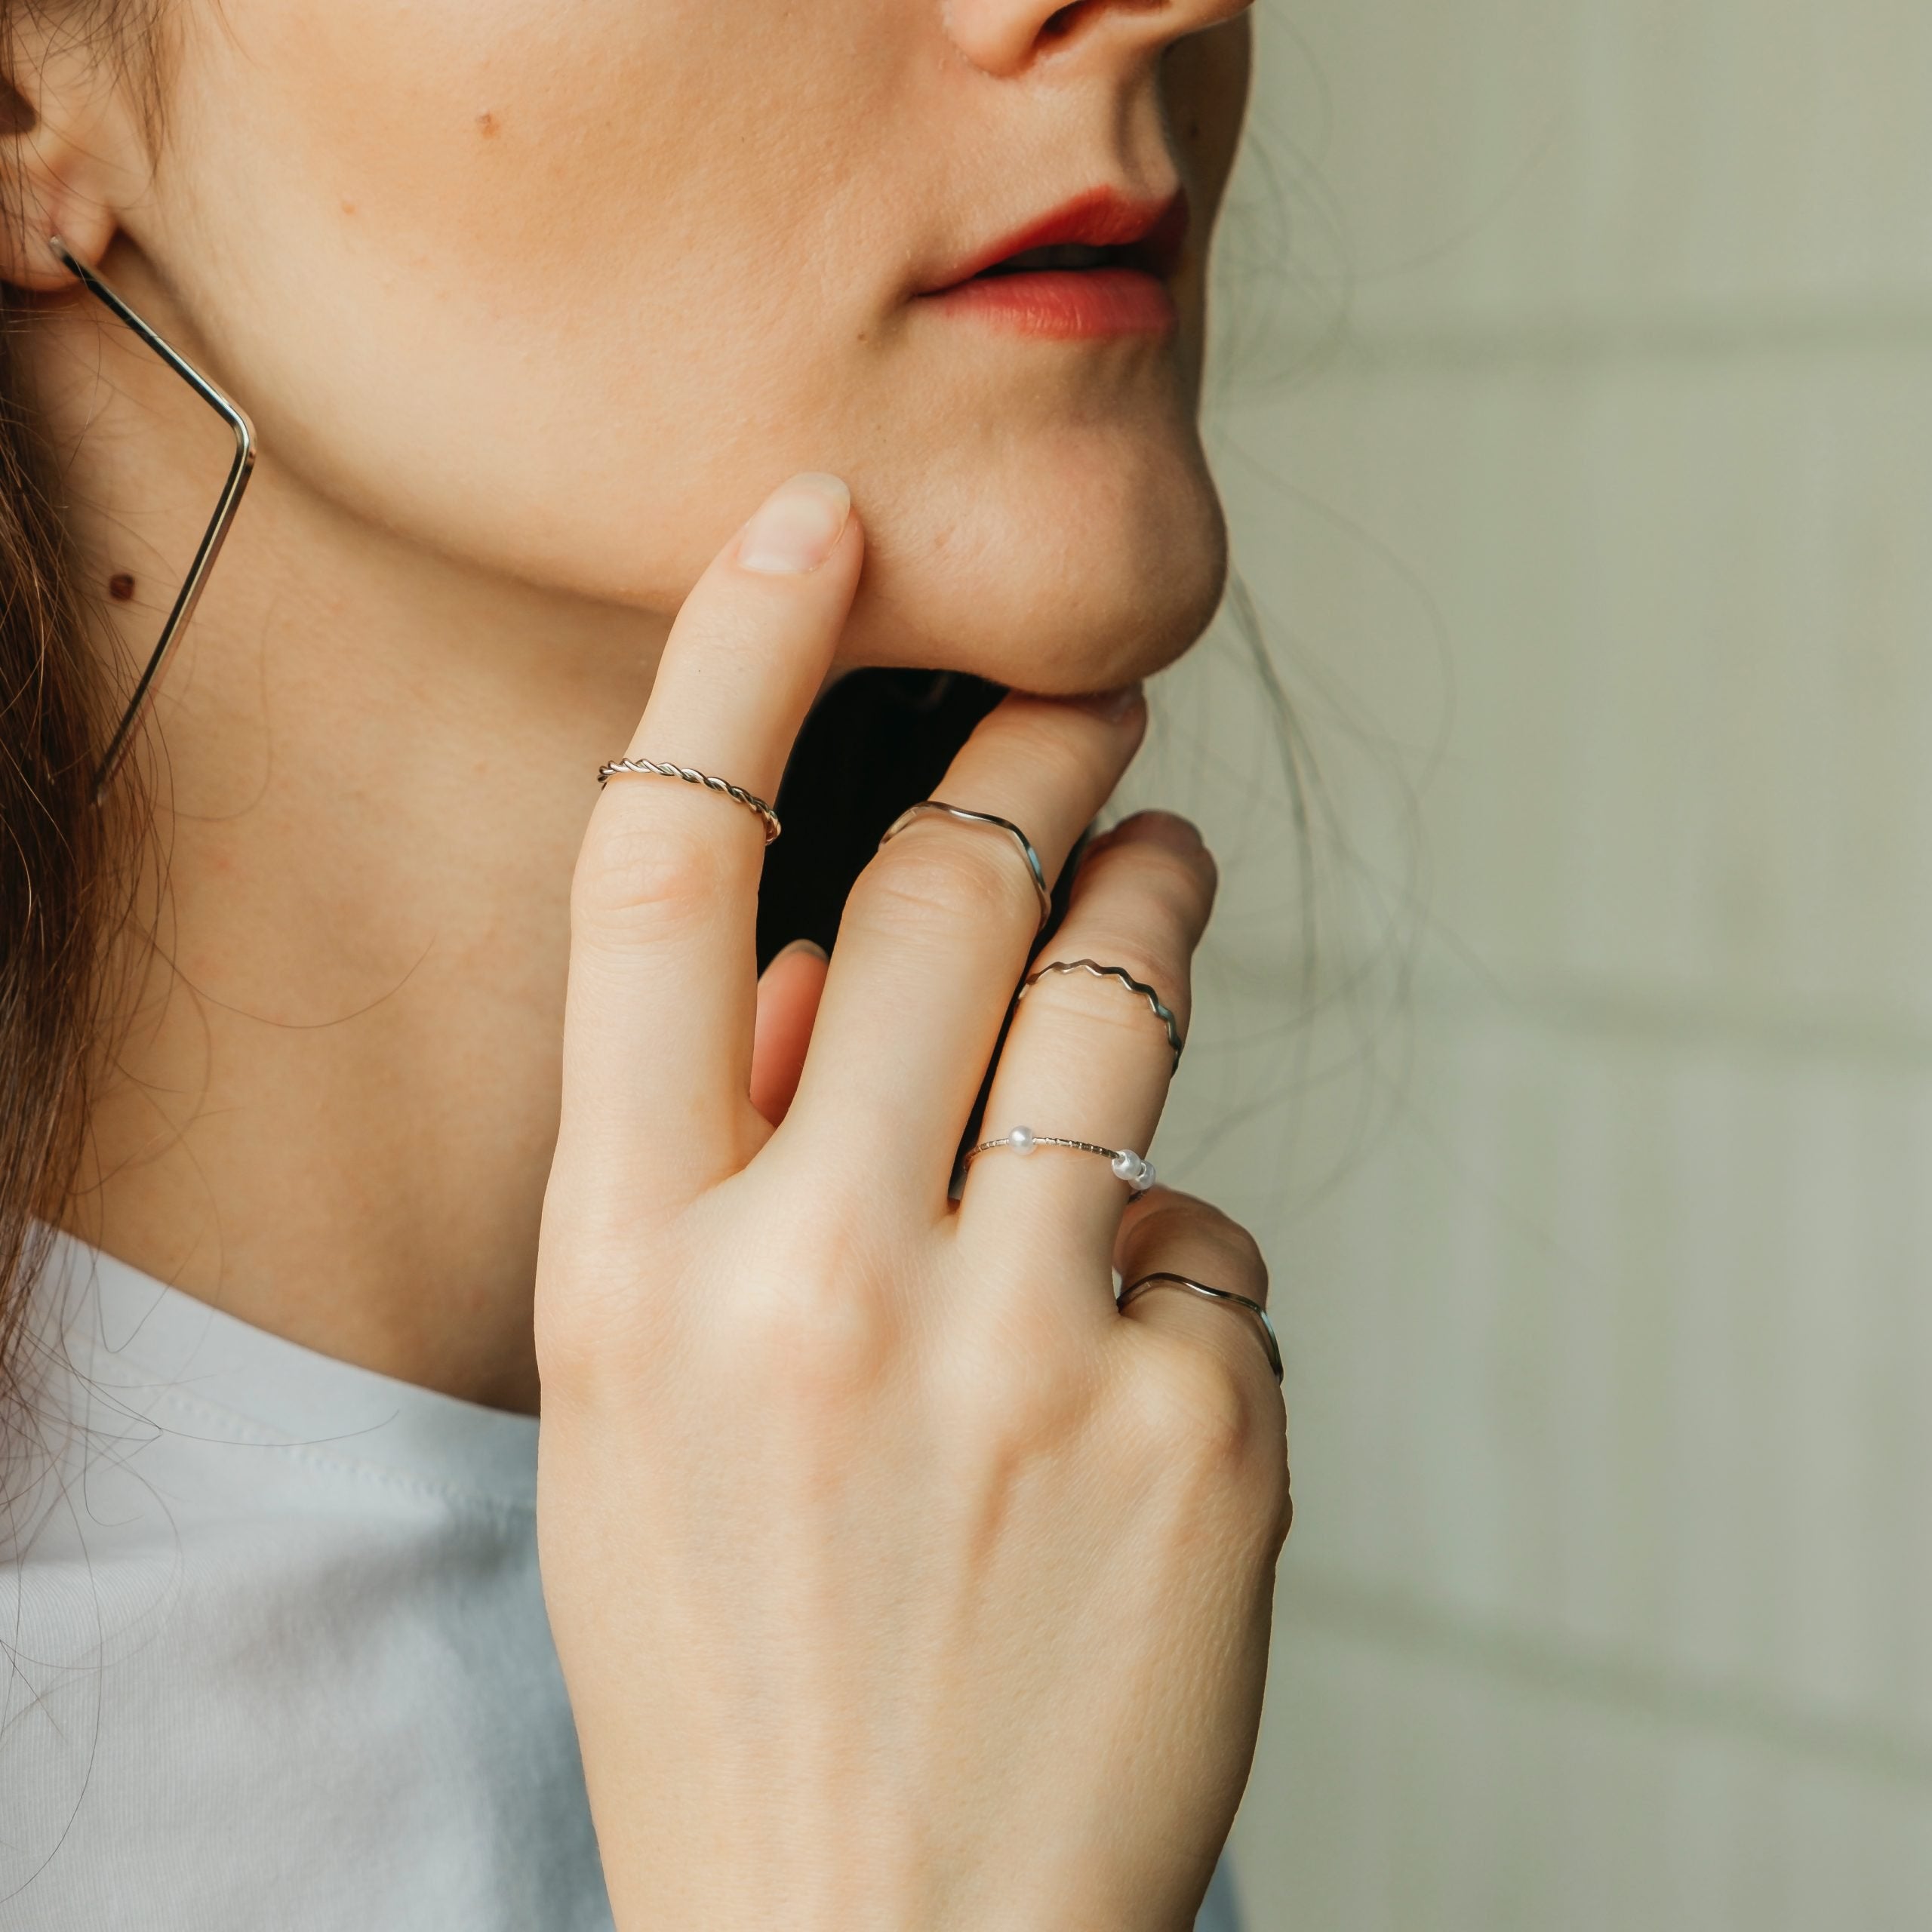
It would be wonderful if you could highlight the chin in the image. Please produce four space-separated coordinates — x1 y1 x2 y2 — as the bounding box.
835 430 1229 695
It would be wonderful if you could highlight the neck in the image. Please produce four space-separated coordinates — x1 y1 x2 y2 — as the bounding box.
42 286 668 1415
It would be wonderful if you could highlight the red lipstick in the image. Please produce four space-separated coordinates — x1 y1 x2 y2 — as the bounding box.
919 189 1187 342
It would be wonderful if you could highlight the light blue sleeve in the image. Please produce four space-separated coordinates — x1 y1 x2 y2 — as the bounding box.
1195 1851 1243 1932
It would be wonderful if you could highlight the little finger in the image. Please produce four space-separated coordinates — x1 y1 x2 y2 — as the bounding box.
1113 1190 1290 1536
1115 1189 1285 1401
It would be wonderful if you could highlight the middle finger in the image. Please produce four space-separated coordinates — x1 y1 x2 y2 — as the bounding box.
777 688 1146 1198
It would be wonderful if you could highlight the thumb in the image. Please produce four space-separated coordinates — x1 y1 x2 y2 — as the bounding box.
750 939 829 1126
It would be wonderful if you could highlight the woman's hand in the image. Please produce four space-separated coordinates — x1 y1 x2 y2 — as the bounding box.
536 474 1291 1932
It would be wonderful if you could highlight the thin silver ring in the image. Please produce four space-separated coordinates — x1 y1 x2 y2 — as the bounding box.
1118 1273 1284 1385
1018 958 1185 1072
598 758 781 844
964 1125 1155 1196
879 801 1053 931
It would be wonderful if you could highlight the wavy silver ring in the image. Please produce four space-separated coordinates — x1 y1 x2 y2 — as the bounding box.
1018 958 1184 1072
964 1125 1155 1196
598 758 782 844
1118 1273 1284 1385
878 801 1053 931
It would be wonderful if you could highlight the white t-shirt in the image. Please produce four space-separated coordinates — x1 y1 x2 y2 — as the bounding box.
0 1235 1243 1930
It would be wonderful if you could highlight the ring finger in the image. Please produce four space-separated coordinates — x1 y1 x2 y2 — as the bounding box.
959 810 1217 1264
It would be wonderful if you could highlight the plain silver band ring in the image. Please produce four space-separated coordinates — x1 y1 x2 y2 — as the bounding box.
1118 1272 1284 1385
598 758 782 844
1018 958 1185 1072
879 800 1053 931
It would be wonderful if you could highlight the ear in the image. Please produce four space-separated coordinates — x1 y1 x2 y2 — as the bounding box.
0 20 149 290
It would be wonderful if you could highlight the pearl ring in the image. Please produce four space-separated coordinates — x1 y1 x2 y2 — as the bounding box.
964 1125 1155 1196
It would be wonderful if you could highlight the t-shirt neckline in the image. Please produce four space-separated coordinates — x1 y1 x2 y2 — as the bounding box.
36 1229 540 1514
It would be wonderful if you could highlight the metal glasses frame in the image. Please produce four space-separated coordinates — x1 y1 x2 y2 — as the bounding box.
51 238 257 801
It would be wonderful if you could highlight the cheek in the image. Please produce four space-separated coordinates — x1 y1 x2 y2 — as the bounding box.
155 0 1229 688
1163 19 1251 217
165 0 898 589
203 0 768 282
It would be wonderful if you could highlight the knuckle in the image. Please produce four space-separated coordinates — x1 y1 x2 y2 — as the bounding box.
533 1293 618 1400
1001 706 1107 792
961 1328 1091 1462
1272 1461 1297 1551
1128 1195 1269 1300
1022 971 1174 1063
572 811 728 940
1040 937 1184 1023
1020 941 1194 1060
1209 1216 1269 1292
860 830 1030 939
746 1278 900 1404
1128 1343 1269 1478
1100 874 1198 959
1071 906 1179 985
534 1266 654 1401
734 1214 907 1404
531 1191 681 1398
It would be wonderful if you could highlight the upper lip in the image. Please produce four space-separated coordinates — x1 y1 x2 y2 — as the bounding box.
920 187 1190 294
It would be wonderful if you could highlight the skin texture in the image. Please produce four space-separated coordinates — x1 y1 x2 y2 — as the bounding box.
1 0 1251 1412
537 478 1289 1930
6 11 1291 1924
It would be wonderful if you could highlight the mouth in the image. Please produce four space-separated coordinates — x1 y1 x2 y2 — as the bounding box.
917 189 1189 341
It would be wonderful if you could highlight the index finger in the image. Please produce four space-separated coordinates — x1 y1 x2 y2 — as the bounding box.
558 473 861 1210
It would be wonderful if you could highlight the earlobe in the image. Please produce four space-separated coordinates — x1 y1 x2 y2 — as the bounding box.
0 180 118 292
0 48 139 291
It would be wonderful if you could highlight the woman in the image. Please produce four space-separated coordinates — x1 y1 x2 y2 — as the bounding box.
0 0 1290 1925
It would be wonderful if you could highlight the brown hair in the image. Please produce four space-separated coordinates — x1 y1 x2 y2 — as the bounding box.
0 297 109 1420
0 2 155 1423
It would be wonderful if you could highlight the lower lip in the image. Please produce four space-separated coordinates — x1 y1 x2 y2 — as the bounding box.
921 266 1177 341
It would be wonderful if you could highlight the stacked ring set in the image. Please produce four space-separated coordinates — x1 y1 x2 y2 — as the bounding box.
595 763 1281 1384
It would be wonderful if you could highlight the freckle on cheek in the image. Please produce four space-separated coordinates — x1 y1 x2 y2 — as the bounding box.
109 572 136 602
476 111 500 139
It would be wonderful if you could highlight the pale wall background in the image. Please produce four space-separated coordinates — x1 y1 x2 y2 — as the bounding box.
1135 3 1932 1927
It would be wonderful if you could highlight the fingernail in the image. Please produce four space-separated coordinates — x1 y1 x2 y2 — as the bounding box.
771 937 829 964
738 473 851 576
1065 681 1145 724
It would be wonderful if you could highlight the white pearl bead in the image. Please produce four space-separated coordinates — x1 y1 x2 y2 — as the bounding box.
1136 1158 1156 1192
1008 1126 1037 1155
1111 1149 1139 1181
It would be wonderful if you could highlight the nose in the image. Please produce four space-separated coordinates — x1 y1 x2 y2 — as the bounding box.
943 0 1251 80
